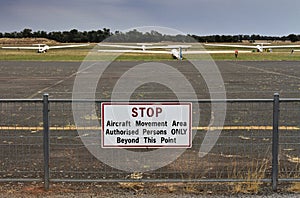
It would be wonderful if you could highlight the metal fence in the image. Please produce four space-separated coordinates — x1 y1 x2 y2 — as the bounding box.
0 94 299 191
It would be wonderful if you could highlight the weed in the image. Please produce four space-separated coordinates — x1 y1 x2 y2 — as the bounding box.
288 182 300 193
230 159 270 194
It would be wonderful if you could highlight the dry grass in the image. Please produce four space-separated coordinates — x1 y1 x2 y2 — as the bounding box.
286 154 300 163
286 164 300 193
118 182 145 192
0 38 58 45
288 182 300 193
183 183 201 194
230 159 269 194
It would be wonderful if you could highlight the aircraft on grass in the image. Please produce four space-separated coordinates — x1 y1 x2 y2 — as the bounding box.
2 43 89 53
204 43 300 53
98 43 251 60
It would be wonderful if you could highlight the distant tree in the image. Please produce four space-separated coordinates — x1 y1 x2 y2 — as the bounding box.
287 34 299 42
87 30 97 42
221 35 232 42
81 31 89 42
232 35 240 42
103 28 111 37
32 30 48 38
215 35 221 42
242 35 251 41
250 34 261 41
21 28 32 38
69 29 82 42
4 32 11 38
48 31 64 42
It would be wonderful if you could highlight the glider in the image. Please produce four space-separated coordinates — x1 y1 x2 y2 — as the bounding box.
2 44 89 53
204 43 300 52
98 43 251 60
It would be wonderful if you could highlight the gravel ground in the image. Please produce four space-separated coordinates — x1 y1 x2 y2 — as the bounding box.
0 192 299 198
0 182 299 198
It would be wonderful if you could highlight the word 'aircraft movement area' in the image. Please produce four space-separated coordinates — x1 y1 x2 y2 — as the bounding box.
204 43 300 52
2 44 89 53
98 43 251 60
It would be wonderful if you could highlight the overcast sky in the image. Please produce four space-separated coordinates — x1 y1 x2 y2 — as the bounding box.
1 0 299 36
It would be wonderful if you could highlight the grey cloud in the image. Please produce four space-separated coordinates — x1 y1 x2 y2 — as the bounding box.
0 0 299 35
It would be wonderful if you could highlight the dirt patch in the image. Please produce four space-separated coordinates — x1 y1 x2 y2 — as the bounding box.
0 38 59 45
0 182 298 197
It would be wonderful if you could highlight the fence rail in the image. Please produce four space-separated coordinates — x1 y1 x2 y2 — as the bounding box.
0 93 299 192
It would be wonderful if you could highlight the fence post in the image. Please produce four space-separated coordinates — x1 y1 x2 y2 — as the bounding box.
272 93 280 192
43 94 50 190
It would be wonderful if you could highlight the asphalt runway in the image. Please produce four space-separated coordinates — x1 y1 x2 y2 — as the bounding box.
0 60 299 186
0 60 300 99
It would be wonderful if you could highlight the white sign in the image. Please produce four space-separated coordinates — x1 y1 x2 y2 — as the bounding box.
101 103 192 148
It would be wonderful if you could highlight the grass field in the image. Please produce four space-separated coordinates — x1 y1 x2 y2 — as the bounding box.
1 43 300 61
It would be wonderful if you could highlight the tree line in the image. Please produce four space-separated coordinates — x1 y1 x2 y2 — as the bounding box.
0 28 299 43
189 34 300 43
0 28 112 43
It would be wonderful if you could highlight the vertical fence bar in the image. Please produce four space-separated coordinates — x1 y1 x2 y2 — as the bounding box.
272 93 280 192
43 94 50 190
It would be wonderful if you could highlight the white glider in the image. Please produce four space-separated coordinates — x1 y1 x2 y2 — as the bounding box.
204 43 300 52
2 43 89 53
98 43 250 60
